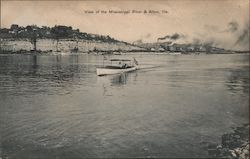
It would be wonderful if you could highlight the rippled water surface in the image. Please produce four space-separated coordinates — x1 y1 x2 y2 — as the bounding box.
0 53 249 158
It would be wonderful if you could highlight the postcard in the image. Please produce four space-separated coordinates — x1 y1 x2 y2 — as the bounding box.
0 0 249 158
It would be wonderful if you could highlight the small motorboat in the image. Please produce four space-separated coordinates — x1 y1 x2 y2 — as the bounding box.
96 58 138 76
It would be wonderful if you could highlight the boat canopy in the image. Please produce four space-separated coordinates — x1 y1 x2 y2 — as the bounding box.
110 59 131 61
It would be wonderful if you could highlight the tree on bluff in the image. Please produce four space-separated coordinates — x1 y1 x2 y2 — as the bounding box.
26 25 39 51
51 25 74 51
30 30 38 51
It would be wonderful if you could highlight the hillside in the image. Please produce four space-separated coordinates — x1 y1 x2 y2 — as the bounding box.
0 24 121 42
0 24 144 53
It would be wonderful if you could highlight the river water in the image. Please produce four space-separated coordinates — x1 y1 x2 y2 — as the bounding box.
0 53 249 158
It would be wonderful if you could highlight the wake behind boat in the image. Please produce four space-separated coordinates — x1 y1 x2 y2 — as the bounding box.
96 58 138 76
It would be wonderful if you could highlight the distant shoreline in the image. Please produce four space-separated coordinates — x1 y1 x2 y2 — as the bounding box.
1 38 248 55
0 49 249 55
1 24 249 54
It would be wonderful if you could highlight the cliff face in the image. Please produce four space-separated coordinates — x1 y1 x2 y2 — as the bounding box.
0 39 143 53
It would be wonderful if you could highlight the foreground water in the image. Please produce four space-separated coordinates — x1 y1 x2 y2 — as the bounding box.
0 53 249 158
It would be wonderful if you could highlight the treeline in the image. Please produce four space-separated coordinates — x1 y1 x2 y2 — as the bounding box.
0 24 119 43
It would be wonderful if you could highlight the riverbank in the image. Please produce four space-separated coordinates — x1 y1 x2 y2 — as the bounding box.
1 39 249 55
0 48 248 55
0 38 144 53
208 124 249 159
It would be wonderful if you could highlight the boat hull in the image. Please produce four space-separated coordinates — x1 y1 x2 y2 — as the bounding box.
96 66 137 76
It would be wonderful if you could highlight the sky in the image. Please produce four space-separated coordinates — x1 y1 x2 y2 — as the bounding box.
1 0 249 50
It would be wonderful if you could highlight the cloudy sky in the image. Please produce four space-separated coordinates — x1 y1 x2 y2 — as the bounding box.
1 0 249 50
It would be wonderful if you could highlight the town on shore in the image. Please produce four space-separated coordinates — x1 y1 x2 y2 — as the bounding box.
0 24 248 54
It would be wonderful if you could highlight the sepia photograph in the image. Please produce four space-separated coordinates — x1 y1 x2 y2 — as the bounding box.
0 0 249 158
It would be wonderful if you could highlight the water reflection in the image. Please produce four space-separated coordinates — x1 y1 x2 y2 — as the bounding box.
0 54 92 96
226 65 249 94
32 55 38 73
97 72 138 96
110 73 128 86
97 72 138 86
224 55 249 94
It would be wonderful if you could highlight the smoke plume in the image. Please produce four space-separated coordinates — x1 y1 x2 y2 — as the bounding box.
227 21 239 33
234 22 249 49
157 33 185 41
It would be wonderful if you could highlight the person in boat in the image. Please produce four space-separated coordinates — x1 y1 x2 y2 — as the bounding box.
122 63 127 69
118 61 123 68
